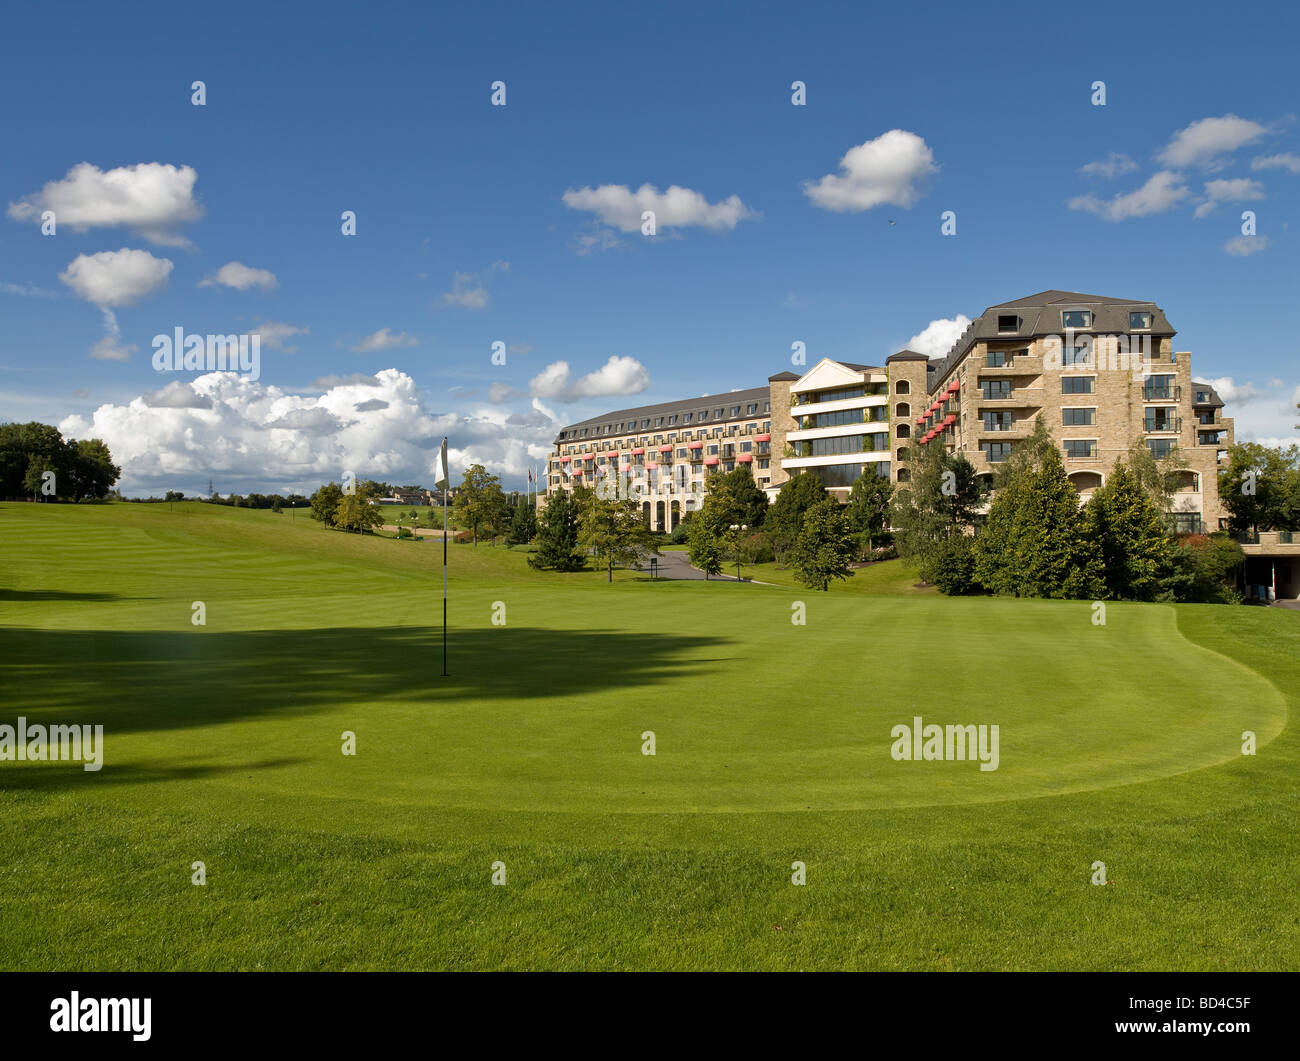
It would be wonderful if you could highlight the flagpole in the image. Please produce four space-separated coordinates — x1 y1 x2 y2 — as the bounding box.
441 437 449 677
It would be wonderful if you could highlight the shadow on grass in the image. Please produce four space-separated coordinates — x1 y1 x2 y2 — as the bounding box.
0 589 152 603
0 757 305 794
0 625 734 737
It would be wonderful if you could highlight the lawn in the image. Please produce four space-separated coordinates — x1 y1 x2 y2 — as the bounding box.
1 501 1297 970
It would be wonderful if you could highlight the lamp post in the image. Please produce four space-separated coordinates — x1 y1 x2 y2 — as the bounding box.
729 523 748 581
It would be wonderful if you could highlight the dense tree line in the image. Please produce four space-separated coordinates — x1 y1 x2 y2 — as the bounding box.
0 422 120 501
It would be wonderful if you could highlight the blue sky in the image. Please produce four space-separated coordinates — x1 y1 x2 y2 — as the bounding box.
2 0 1297 495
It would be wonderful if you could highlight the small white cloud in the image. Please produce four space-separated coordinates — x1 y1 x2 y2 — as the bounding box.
528 356 650 402
199 261 278 291
89 335 136 362
904 314 972 359
803 130 939 212
59 247 173 306
1157 114 1268 170
1251 152 1300 174
563 183 758 233
0 280 58 298
489 382 526 403
253 320 309 352
1079 153 1139 179
1068 171 1190 221
435 271 490 310
8 162 203 246
352 327 418 352
1223 235 1270 256
1193 177 1266 218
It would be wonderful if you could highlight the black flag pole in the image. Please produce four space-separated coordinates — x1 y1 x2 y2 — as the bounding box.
440 437 449 677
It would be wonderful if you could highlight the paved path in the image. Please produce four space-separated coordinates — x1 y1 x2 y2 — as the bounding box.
637 551 745 581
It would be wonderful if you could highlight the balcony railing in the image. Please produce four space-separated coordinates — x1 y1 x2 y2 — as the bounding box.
1143 417 1182 433
1143 386 1181 401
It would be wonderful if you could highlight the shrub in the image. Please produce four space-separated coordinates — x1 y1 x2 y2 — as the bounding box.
924 537 979 595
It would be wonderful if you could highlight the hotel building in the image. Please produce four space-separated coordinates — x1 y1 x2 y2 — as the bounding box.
547 291 1272 563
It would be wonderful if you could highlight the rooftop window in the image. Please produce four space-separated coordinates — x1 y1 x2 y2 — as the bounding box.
1062 309 1094 329
1130 311 1152 329
996 314 1019 333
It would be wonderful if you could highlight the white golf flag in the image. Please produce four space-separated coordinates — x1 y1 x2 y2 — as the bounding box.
437 437 449 490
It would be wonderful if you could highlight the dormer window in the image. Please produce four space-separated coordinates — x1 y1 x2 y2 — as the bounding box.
997 314 1019 333
1062 310 1093 329
1130 311 1152 329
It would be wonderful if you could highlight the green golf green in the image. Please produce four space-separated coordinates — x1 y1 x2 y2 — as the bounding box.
1 501 1296 970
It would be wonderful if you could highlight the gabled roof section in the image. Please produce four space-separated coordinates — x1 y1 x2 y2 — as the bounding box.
790 358 879 394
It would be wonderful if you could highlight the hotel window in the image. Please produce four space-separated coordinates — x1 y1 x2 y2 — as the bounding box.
982 380 1011 400
1062 343 1092 366
1130 311 1152 330
1144 408 1178 432
763 421 771 431
895 380 911 394
1062 408 1096 426
997 314 1019 333
987 350 1010 367
683 412 692 423
676 448 687 458
1146 438 1175 459
698 410 708 421
656 418 664 427
741 441 752 452
758 458 770 469
1064 439 1097 459
707 445 718 456
715 408 724 419
1062 310 1093 329
1145 374 1176 400
980 441 1013 463
763 402 770 413
982 411 1014 432
1062 376 1094 394
747 403 757 414
895 402 911 418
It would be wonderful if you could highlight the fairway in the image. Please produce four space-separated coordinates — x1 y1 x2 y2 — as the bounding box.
2 501 1298 971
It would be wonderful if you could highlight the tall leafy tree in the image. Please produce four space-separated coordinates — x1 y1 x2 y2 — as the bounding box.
1217 442 1300 536
790 498 856 591
891 441 987 575
844 470 893 555
686 516 725 578
577 490 657 581
528 489 586 571
310 482 344 527
702 465 769 529
454 464 508 544
1080 460 1185 601
973 436 1100 599
766 470 827 563
334 488 386 533
506 499 539 545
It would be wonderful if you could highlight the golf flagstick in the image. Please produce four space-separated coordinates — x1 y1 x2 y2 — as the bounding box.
439 437 449 677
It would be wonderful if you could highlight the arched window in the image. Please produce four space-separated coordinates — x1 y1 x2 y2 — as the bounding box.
895 380 910 394
897 468 911 482
896 424 910 439
897 448 908 462
895 402 910 418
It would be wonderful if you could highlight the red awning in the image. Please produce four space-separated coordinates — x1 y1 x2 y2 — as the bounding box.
737 454 753 462
646 462 659 469
559 456 571 463
688 441 703 449
942 414 956 427
946 381 960 395
703 457 719 465
632 447 645 455
619 463 631 471
914 416 925 425
659 444 672 452
754 434 771 442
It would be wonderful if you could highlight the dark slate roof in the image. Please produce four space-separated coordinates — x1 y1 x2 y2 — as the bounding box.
838 361 885 373
768 371 800 381
555 385 771 443
927 290 1176 393
886 349 929 362
1190 382 1225 408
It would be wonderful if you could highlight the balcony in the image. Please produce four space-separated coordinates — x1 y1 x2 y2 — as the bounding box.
979 355 1043 376
1142 386 1181 401
1143 417 1182 434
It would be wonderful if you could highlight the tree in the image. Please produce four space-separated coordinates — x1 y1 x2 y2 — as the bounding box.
703 465 769 528
686 516 725 578
891 441 987 575
844 471 893 556
528 489 586 571
1218 442 1300 536
310 482 345 527
577 490 657 581
1178 532 1245 604
334 488 386 533
454 464 508 544
973 439 1100 599
1080 460 1185 601
766 470 827 563
790 499 856 591
506 499 539 545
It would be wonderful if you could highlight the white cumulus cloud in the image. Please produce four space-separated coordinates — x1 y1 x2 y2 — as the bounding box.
803 130 939 212
903 315 972 359
199 261 278 291
529 356 650 402
352 327 417 352
1079 153 1139 179
1223 235 1270 256
59 247 173 307
1157 115 1268 170
562 183 758 233
8 162 203 246
1068 171 1190 220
